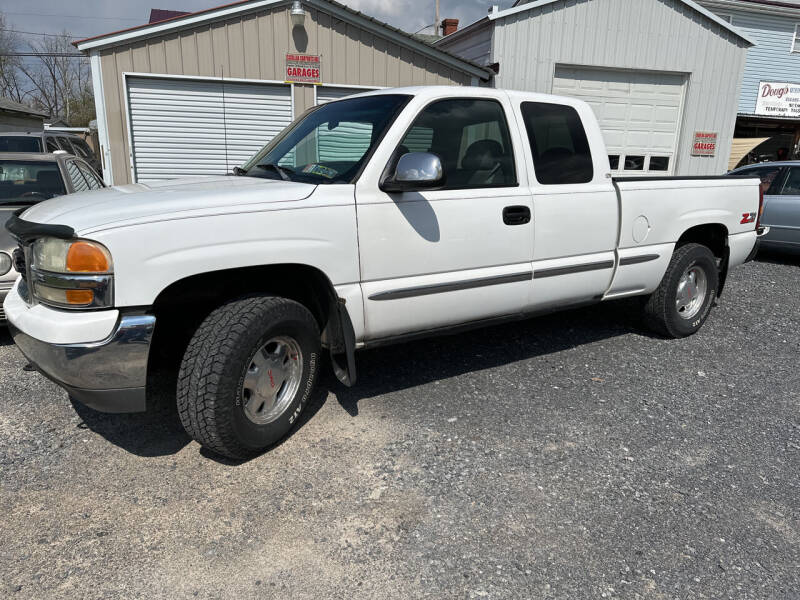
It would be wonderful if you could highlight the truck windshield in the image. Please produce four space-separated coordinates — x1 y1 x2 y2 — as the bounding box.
242 94 410 184
0 160 65 204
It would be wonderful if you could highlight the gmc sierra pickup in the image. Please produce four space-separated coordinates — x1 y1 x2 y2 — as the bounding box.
4 86 764 459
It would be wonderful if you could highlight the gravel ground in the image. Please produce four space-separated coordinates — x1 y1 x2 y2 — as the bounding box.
0 252 798 600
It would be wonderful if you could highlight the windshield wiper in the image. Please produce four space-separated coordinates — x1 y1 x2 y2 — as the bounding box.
255 163 293 181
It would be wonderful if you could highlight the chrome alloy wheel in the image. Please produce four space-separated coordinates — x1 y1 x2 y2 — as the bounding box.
675 264 708 320
241 336 303 425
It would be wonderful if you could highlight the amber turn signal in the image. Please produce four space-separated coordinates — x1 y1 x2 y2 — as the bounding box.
65 289 95 305
66 241 111 273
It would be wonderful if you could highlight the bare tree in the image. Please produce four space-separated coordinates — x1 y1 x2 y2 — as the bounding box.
0 11 95 126
0 13 25 103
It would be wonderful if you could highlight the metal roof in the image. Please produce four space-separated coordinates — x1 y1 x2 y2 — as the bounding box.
74 0 493 80
0 97 48 119
475 0 755 46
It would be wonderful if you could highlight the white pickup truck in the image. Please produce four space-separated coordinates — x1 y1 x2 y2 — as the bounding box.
4 86 764 459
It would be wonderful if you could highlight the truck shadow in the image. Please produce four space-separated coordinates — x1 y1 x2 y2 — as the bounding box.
328 298 648 417
756 248 800 267
72 298 649 462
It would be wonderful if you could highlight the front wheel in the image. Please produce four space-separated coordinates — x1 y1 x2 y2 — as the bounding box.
643 243 719 338
177 296 321 459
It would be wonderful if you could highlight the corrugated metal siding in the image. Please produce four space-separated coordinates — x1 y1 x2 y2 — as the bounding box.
126 76 292 182
316 86 377 104
707 8 800 113
436 21 494 66
100 3 474 184
490 0 749 176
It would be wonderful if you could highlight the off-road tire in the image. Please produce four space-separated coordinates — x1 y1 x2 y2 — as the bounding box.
643 243 719 338
177 296 320 459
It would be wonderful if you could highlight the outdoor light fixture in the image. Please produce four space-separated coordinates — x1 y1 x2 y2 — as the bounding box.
290 1 306 27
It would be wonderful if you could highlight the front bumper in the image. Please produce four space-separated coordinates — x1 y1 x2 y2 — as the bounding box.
9 313 156 413
0 281 14 322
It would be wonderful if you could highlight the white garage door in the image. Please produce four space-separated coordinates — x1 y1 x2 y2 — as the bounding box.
315 86 376 105
126 76 292 183
314 86 379 162
552 66 686 175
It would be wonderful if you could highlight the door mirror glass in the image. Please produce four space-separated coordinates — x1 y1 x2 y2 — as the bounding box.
382 152 444 192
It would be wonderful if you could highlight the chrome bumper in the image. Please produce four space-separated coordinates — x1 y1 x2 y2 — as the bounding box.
9 314 156 413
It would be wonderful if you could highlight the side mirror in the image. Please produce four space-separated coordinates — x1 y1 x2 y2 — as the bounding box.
381 152 444 193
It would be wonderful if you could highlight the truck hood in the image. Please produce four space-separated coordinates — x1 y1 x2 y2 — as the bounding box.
19 176 316 234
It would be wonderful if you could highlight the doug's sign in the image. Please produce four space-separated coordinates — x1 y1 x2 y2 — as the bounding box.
755 81 800 118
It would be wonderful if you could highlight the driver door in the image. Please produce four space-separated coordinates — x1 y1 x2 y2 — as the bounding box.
355 95 534 341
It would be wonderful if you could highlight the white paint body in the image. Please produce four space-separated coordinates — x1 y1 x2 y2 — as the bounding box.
4 86 760 346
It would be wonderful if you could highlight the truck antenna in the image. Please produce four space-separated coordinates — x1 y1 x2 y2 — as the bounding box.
221 65 230 173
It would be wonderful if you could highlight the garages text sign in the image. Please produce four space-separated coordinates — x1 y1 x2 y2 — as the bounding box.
755 81 800 118
286 54 321 84
691 131 717 156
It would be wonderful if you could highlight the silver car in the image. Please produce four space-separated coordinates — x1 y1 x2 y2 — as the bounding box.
729 161 800 252
0 152 104 322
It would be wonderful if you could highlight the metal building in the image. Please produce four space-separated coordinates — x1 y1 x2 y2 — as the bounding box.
75 0 491 185
436 0 755 176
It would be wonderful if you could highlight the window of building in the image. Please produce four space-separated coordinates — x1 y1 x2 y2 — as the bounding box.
608 155 620 170
521 102 593 185
624 156 645 171
649 156 670 171
793 24 800 53
397 98 517 189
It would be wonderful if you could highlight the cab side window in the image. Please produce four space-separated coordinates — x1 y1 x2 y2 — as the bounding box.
521 102 594 185
778 167 800 196
397 99 517 190
45 137 60 152
65 160 90 192
76 161 103 190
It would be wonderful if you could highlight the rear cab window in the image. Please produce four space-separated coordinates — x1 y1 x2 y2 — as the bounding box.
0 136 42 152
520 102 593 185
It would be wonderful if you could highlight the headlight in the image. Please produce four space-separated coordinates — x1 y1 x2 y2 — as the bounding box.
30 238 114 309
32 238 112 274
0 252 10 276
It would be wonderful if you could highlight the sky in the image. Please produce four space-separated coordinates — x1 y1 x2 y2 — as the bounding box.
1 0 515 43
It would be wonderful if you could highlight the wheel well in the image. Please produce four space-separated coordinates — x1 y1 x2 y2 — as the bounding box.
675 223 730 297
147 264 339 372
676 224 728 258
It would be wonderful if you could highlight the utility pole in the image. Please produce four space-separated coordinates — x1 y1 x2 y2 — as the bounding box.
434 0 441 36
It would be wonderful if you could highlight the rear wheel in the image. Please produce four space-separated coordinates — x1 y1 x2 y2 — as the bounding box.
643 243 719 338
177 295 320 459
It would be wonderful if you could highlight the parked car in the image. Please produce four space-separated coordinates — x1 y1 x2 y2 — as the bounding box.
4 86 764 459
0 152 104 323
0 131 101 175
729 161 799 251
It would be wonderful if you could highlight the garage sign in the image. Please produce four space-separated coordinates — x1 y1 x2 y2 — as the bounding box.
691 131 718 156
755 81 800 118
286 54 321 84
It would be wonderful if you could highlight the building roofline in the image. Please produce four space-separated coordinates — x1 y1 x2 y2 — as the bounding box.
490 0 756 46
74 0 493 80
0 97 49 118
433 16 491 47
698 0 800 17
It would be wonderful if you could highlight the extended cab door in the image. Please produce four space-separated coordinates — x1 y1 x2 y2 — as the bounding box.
510 96 619 309
355 93 534 340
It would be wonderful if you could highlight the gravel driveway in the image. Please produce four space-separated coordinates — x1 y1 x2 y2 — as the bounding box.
1 252 798 599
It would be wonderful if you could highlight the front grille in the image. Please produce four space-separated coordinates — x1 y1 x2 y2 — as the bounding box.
12 246 26 279
0 305 5 322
